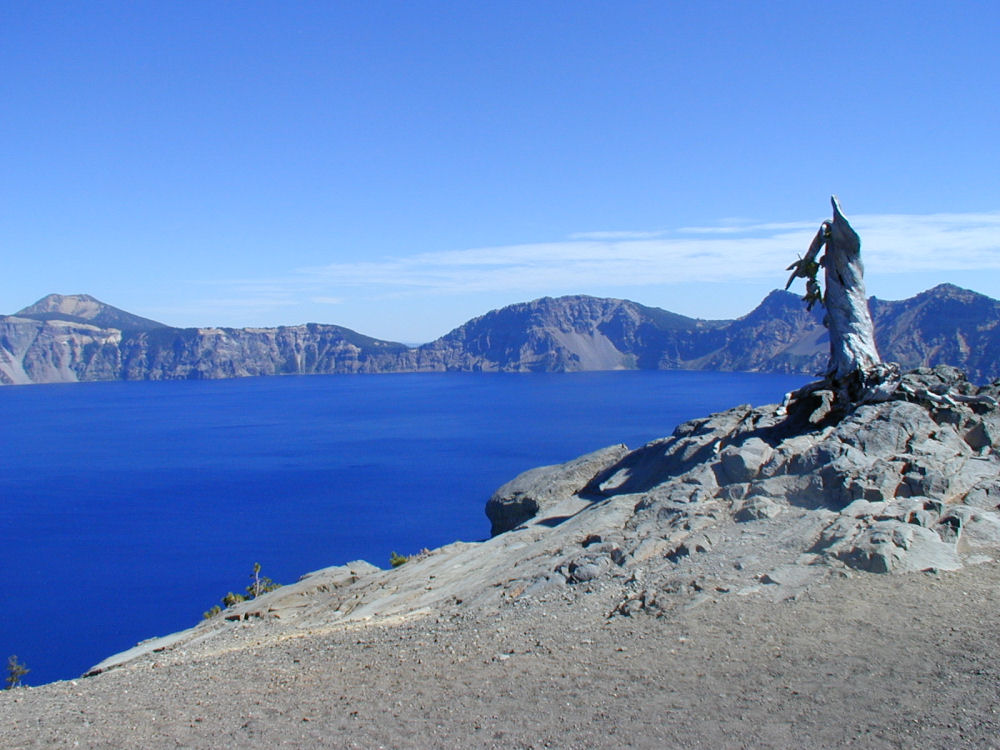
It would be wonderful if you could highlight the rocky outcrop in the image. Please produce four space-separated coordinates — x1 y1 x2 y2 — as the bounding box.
567 365 1000 605
4 285 1000 385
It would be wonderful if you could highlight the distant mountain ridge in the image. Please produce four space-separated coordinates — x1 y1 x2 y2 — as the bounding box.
1 285 998 385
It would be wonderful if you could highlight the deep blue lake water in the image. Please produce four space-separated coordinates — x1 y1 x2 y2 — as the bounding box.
0 370 806 685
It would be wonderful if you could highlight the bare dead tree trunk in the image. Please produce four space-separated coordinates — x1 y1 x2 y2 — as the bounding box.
782 197 997 419
784 196 898 417
820 197 882 378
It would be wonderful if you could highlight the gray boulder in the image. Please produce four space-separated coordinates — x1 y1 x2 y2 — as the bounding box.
819 518 962 573
735 495 783 522
485 443 629 536
718 437 773 484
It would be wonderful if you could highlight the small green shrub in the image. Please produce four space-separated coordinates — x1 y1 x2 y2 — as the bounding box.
203 605 223 619
390 548 431 568
5 655 28 689
222 591 247 608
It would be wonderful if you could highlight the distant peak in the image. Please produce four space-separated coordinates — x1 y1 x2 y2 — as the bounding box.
924 283 969 295
749 288 810 311
14 294 169 332
872 283 978 304
19 293 102 316
760 288 801 302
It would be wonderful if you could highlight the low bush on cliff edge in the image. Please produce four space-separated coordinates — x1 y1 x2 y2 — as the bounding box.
389 548 432 568
5 655 28 689
203 562 282 619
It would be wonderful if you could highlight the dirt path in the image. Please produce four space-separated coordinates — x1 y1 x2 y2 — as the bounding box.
3 562 999 749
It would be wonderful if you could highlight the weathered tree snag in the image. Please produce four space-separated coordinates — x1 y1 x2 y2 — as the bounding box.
783 196 899 418
781 197 998 420
817 197 882 380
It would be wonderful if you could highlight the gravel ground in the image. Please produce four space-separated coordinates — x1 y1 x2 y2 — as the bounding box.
3 561 999 749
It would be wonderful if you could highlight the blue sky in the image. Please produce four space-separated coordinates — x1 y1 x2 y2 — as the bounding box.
3 2 998 342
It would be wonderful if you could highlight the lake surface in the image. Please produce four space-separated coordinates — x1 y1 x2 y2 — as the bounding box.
0 370 806 685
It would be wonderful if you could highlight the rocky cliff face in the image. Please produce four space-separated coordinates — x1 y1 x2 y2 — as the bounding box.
0 318 413 385
2 285 999 385
408 296 726 373
116 325 412 380
0 295 417 385
400 285 1000 381
0 317 124 385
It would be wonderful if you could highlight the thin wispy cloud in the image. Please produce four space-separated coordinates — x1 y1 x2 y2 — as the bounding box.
299 233 805 291
212 211 1000 304
568 230 669 240
677 220 819 235
853 213 1000 271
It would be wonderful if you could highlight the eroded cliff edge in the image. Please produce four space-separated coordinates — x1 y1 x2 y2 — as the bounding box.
86 364 1000 677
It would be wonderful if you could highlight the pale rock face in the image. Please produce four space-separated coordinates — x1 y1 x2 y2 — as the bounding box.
0 317 123 384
